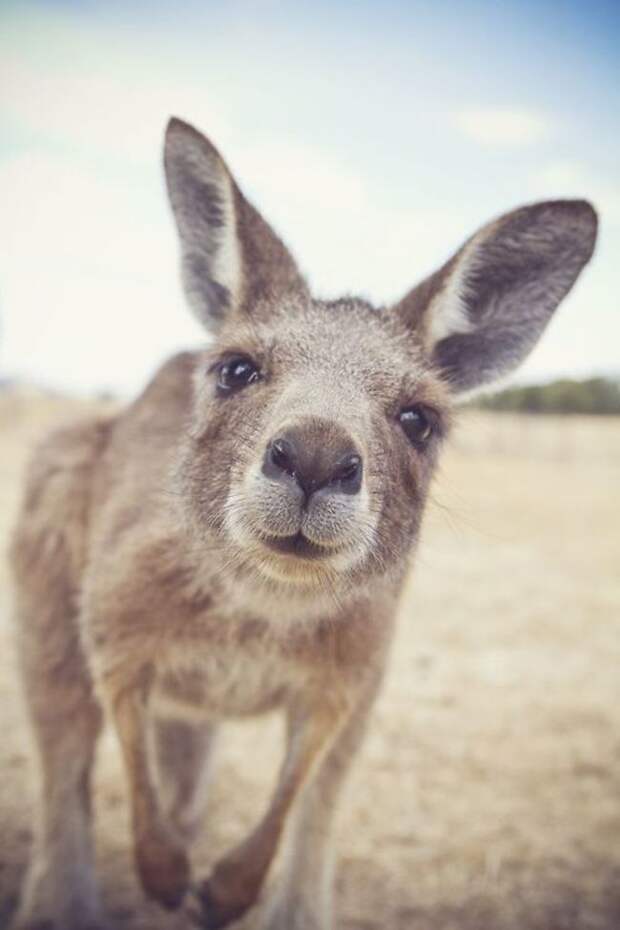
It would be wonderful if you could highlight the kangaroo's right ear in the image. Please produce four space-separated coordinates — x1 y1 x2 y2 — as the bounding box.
164 117 307 332
394 199 598 394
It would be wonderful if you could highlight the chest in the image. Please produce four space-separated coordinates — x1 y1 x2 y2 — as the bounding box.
149 617 315 721
85 546 385 719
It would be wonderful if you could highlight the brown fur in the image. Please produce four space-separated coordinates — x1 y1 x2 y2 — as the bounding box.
10 118 597 930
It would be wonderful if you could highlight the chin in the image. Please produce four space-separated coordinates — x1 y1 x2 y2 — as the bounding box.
239 537 359 593
250 545 344 584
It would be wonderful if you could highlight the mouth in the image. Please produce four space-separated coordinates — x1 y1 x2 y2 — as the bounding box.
261 531 339 560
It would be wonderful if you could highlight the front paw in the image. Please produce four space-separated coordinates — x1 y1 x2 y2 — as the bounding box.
136 830 190 910
191 862 261 929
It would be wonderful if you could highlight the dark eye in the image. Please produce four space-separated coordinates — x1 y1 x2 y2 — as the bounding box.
216 356 261 395
399 405 435 446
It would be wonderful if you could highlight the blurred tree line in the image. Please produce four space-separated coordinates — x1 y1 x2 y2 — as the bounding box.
475 377 620 415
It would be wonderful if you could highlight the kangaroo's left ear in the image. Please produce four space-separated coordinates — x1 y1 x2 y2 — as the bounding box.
394 200 598 394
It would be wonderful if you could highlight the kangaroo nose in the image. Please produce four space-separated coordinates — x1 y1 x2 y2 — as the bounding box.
263 430 363 499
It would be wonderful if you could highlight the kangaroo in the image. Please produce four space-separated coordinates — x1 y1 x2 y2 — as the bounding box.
10 116 597 930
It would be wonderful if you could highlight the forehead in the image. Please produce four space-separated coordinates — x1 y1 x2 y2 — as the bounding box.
219 296 436 395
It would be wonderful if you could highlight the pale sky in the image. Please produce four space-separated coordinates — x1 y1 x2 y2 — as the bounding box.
1 0 619 396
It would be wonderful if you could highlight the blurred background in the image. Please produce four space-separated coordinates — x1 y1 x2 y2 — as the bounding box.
1 0 619 395
1 2 619 929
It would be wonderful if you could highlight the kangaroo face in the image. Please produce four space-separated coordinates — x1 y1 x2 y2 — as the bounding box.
182 297 450 593
165 117 597 604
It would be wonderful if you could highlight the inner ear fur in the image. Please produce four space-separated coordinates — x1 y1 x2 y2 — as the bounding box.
394 199 598 393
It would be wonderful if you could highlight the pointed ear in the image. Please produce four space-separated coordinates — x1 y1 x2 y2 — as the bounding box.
394 200 598 394
164 117 307 332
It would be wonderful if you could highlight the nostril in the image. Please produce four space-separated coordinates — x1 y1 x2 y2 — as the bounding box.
330 453 363 493
269 438 296 478
336 455 361 482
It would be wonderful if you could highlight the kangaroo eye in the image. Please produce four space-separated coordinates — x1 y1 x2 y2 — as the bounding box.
399 405 435 446
216 356 261 395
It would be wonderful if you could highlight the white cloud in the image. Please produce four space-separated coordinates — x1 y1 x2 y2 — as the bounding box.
235 139 367 213
454 107 550 146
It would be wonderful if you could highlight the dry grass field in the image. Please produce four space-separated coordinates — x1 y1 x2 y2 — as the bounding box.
0 390 619 930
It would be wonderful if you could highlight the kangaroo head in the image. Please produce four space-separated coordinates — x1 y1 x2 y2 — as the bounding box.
164 117 597 606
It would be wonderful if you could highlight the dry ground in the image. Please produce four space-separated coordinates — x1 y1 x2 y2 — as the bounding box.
0 391 619 930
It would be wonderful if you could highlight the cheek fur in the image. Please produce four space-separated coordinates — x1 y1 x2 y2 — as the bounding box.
364 422 439 569
181 388 273 533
